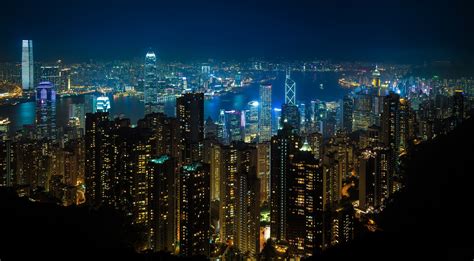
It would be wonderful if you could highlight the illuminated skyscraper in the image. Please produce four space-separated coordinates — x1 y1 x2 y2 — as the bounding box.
257 142 270 205
372 65 381 88
259 82 272 142
40 64 61 91
288 142 323 257
147 155 176 252
21 40 34 90
179 162 210 257
35 81 56 139
281 103 301 132
96 96 111 112
285 69 296 105
225 110 243 143
381 92 400 182
144 50 158 114
270 125 300 241
245 101 259 142
342 94 354 133
177 93 204 164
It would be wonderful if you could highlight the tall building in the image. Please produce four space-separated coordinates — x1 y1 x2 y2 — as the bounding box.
147 155 176 253
96 96 111 112
40 64 61 90
270 125 300 241
352 88 373 131
179 162 210 257
285 69 296 105
287 142 323 257
453 90 464 126
21 40 34 91
177 93 204 164
372 65 381 88
0 138 14 187
257 142 270 205
225 110 243 143
281 103 301 132
144 51 158 114
35 81 56 139
342 94 354 133
381 92 400 180
259 82 272 142
245 101 259 143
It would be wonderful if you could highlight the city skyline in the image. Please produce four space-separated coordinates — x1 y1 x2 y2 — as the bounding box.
0 1 473 260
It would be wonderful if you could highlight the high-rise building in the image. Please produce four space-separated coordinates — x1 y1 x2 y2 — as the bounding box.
179 162 210 257
281 103 301 132
40 64 61 91
342 94 354 133
285 69 296 105
245 101 259 143
147 155 176 253
287 142 323 257
177 93 204 164
0 138 14 187
257 142 270 205
381 92 400 181
453 90 464 126
372 65 381 88
96 96 111 112
225 110 243 143
35 81 56 139
21 40 34 91
144 51 158 114
270 125 300 241
259 82 272 142
352 88 373 131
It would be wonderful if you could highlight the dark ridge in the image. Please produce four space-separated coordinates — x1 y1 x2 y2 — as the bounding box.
311 116 474 260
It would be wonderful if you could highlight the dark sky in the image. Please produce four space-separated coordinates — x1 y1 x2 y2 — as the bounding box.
0 0 472 63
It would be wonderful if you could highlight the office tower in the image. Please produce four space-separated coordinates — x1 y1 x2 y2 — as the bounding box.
259 82 272 142
69 103 85 131
273 108 282 133
399 98 410 151
245 101 259 143
60 67 72 92
287 142 323 257
285 69 296 105
225 110 243 143
179 162 210 257
144 50 158 114
298 102 306 132
270 125 300 241
217 109 228 144
381 92 400 179
177 93 204 164
35 81 56 139
257 142 270 205
281 103 301 132
342 94 354 133
147 155 176 252
40 64 61 90
95 96 111 112
21 40 34 90
352 88 373 131
372 65 381 88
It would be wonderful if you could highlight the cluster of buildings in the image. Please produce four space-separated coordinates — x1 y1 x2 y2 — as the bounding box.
1 42 473 259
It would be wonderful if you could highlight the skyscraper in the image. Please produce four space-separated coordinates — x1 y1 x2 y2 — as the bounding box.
281 103 301 132
35 81 56 139
144 51 158 114
342 94 354 133
177 93 204 164
259 82 272 142
40 64 61 91
245 101 259 143
179 162 210 257
287 142 323 257
285 69 296 105
147 155 176 252
21 40 34 91
270 125 300 241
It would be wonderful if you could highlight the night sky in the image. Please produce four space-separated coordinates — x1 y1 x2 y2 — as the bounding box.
0 0 472 63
